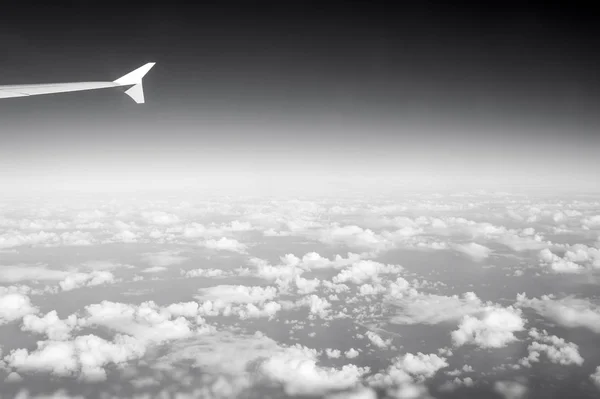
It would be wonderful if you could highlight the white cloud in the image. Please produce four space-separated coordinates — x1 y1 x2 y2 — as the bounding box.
451 306 525 349
366 331 392 349
182 268 226 278
4 333 145 381
345 348 359 359
388 291 485 325
333 260 403 284
519 328 584 367
0 293 38 325
195 285 278 305
452 242 492 261
141 266 168 273
517 293 600 333
21 311 78 341
200 237 247 253
538 249 584 273
59 271 116 291
591 366 600 390
0 264 69 283
326 348 342 358
258 345 370 396
493 381 527 399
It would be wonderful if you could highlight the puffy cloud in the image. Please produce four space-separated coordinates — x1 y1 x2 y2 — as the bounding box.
516 293 600 333
141 266 168 273
493 381 527 399
368 352 447 389
345 348 360 359
281 252 365 270
0 264 69 283
0 293 38 325
82 300 201 344
4 333 145 381
21 311 78 341
195 285 278 305
452 242 492 261
200 237 247 253
451 306 525 349
259 345 370 396
333 260 403 284
366 331 392 349
326 348 342 358
538 249 584 273
319 225 391 252
519 328 584 367
59 271 116 291
182 268 226 278
591 366 600 390
296 295 332 319
388 291 485 325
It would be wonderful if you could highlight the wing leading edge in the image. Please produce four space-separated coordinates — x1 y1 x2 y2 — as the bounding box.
0 63 156 103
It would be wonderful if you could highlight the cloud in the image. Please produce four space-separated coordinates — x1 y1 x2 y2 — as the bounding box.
195 285 278 305
333 260 403 284
517 293 600 333
200 237 247 253
451 306 525 349
538 249 585 273
452 242 492 261
4 333 145 381
0 293 38 325
0 264 69 283
345 348 359 359
366 331 392 349
141 266 168 273
258 345 370 396
58 271 116 291
591 366 600 390
140 251 188 267
388 291 485 325
182 268 226 278
519 328 584 367
493 381 528 399
21 311 78 341
367 352 447 390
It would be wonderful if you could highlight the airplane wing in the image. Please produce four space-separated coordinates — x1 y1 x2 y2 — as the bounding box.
0 62 155 104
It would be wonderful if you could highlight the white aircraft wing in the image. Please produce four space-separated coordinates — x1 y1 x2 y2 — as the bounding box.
0 62 155 104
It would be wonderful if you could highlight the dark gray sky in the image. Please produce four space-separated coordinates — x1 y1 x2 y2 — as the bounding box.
1 1 599 194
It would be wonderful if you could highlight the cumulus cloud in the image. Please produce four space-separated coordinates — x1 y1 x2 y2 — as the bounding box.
517 293 600 333
195 285 278 305
21 311 79 341
0 264 69 283
4 334 145 381
388 291 485 325
519 328 584 367
200 237 247 253
333 260 403 284
366 331 392 349
0 293 38 325
59 271 116 291
493 380 528 399
591 366 600 390
452 242 492 261
368 352 448 391
451 306 525 349
258 345 370 395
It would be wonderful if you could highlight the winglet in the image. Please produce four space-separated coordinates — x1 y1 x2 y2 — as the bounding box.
114 62 156 85
113 63 155 104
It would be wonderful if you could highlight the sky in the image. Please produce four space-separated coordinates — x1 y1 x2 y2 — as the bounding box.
2 3 600 399
1 0 599 195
